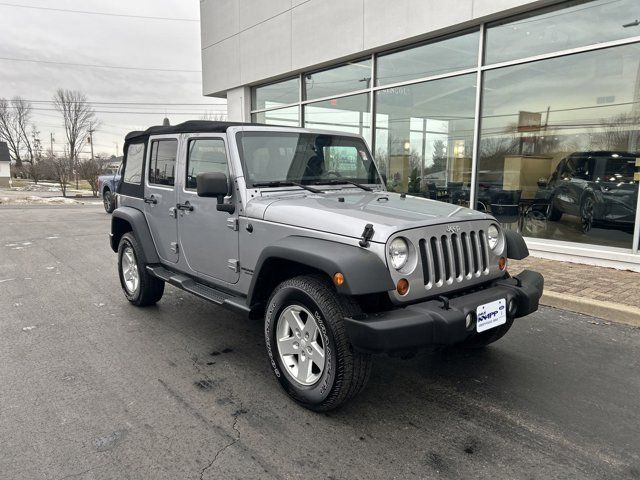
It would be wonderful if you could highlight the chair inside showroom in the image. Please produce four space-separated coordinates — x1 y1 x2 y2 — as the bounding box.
490 189 522 230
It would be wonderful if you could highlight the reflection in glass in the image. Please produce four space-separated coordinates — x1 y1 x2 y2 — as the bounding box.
374 74 476 204
478 43 640 248
252 106 300 127
304 59 372 101
304 93 372 146
485 0 640 65
252 77 299 110
376 30 479 86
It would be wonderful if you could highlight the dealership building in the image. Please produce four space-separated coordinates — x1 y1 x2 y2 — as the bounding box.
200 0 640 271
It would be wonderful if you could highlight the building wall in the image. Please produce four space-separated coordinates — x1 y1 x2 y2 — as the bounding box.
0 162 11 187
200 0 553 99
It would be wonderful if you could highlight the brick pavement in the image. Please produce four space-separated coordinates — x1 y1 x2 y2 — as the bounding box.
510 257 640 310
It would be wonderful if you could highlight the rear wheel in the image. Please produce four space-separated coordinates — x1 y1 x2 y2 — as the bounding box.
103 189 115 213
117 232 164 306
264 275 372 411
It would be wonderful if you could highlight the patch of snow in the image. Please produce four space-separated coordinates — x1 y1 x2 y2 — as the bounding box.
22 326 36 331
0 278 15 283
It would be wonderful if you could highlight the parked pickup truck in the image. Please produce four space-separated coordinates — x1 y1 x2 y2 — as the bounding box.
98 163 122 213
110 121 544 411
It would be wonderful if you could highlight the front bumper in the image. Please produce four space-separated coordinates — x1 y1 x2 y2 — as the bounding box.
344 270 543 353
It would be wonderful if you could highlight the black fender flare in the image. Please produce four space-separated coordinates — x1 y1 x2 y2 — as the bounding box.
248 236 395 304
504 230 529 260
110 207 159 263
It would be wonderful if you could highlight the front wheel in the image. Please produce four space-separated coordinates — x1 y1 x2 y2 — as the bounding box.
264 275 372 411
103 190 115 213
580 195 595 233
117 232 164 306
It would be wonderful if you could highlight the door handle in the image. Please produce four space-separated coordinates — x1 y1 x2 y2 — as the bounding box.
176 201 194 212
144 195 158 205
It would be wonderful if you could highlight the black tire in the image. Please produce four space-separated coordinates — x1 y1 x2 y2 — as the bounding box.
264 275 372 411
580 195 595 233
455 318 514 349
103 189 115 213
117 232 164 306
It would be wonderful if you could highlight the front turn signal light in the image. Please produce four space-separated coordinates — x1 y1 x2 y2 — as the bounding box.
333 272 345 286
396 278 409 296
498 257 507 271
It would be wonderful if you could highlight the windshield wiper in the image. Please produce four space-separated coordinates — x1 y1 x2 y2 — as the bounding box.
252 181 324 194
311 179 373 192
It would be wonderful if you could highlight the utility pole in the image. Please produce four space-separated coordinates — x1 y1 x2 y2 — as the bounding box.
50 132 55 156
88 127 95 160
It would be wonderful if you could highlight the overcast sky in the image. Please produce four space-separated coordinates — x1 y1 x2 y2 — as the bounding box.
0 0 226 159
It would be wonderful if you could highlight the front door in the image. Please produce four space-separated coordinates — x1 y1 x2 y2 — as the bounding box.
144 136 179 263
177 134 239 284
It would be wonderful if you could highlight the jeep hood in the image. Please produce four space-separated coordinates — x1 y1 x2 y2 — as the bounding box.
246 190 490 243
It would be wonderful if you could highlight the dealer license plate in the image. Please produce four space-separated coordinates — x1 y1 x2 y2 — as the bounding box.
476 298 507 333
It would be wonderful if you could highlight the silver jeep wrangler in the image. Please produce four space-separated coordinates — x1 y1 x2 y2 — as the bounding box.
110 121 543 411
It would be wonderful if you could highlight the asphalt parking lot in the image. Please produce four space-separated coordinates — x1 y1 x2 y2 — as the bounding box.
1 204 639 480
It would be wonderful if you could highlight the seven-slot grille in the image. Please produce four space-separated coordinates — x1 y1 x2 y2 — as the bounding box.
418 229 490 289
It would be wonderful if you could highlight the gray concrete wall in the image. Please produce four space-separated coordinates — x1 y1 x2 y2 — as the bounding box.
200 0 554 99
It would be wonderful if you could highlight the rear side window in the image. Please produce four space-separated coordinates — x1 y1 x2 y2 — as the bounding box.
148 139 178 186
186 139 228 190
123 143 145 184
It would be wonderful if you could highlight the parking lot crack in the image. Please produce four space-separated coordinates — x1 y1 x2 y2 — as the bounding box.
199 403 244 480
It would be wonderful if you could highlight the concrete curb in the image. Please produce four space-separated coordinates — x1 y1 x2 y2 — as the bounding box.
541 291 640 328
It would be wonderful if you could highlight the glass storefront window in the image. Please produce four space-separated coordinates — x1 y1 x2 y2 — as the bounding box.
375 74 476 203
252 77 299 110
252 106 300 127
303 93 372 146
485 0 640 65
478 43 640 249
376 30 479 86
304 59 372 101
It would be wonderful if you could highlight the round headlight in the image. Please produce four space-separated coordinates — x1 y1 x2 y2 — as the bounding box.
487 224 501 251
388 238 409 270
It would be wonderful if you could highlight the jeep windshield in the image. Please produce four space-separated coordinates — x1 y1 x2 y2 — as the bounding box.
236 131 382 189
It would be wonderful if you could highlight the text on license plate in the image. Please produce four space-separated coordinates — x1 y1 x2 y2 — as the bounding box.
476 298 507 333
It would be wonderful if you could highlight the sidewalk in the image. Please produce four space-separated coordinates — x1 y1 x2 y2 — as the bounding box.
510 257 640 327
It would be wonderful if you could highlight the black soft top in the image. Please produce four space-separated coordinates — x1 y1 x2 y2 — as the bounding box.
124 120 265 142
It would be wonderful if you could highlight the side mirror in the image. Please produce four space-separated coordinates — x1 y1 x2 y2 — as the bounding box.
196 172 235 213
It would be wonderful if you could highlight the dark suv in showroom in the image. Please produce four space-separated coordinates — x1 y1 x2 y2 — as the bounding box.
547 151 638 233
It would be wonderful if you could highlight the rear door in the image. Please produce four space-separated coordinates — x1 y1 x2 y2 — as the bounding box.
144 135 179 263
177 134 239 284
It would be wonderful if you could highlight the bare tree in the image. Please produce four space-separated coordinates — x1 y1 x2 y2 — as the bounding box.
200 111 227 121
77 158 104 197
0 97 25 167
53 89 97 188
46 153 74 197
25 126 44 184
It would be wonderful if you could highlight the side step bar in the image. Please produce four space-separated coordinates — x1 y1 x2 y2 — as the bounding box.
146 265 250 314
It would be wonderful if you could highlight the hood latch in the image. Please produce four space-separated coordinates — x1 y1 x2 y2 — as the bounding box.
359 223 375 248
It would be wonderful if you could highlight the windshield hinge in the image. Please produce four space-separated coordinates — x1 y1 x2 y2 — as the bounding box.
359 223 375 248
226 217 238 231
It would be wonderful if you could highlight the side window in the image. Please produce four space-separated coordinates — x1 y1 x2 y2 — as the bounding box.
123 143 145 184
148 139 178 186
186 138 228 190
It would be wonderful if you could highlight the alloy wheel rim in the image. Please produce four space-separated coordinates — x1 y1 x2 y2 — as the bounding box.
276 305 326 386
121 246 139 293
582 198 594 232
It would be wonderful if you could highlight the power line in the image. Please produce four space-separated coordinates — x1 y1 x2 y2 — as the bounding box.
24 99 225 106
0 2 199 22
0 56 201 73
